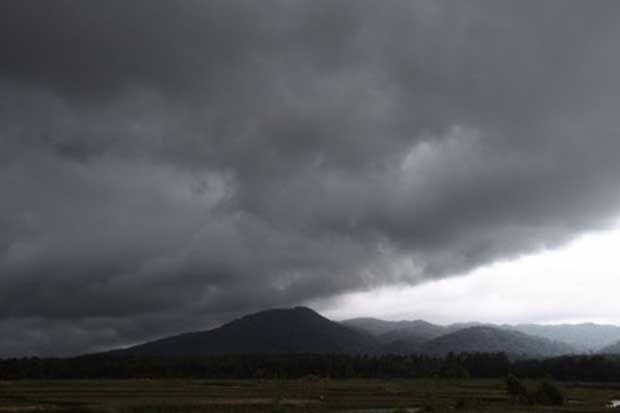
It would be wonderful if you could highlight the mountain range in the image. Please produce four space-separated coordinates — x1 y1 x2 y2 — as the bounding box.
107 307 620 358
507 323 620 353
342 317 620 353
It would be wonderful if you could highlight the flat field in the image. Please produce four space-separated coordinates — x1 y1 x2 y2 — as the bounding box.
0 378 618 413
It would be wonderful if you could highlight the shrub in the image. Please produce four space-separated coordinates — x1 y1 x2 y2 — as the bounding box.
505 374 530 404
534 379 565 406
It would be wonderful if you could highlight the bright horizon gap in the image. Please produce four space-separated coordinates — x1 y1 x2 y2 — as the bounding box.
315 221 620 326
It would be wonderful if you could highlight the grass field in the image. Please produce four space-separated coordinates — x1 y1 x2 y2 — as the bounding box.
0 378 619 413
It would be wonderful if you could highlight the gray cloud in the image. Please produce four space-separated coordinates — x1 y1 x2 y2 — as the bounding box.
1 0 620 356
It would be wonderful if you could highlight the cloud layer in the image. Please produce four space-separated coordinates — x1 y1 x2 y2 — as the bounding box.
1 0 620 356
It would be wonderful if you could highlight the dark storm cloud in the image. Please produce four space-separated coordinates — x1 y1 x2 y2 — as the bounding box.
1 0 620 356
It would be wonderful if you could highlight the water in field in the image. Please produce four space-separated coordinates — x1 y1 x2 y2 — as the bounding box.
608 399 620 408
344 409 420 413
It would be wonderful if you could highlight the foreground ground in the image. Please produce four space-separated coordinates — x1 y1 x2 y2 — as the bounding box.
0 378 618 413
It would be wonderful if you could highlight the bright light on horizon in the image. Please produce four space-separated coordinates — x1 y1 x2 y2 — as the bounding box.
315 222 620 326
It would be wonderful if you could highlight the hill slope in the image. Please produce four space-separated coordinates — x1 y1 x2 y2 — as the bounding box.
420 326 575 358
342 318 448 341
115 307 379 356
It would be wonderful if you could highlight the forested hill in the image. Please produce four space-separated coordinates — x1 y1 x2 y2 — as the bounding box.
343 318 448 341
112 307 379 356
419 326 575 358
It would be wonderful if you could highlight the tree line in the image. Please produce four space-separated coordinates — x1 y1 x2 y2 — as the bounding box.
0 353 618 381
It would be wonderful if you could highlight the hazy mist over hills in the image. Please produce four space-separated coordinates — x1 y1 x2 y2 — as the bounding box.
508 323 620 353
344 317 620 353
601 341 620 355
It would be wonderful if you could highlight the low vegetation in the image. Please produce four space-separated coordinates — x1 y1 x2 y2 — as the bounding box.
505 374 565 405
0 378 617 413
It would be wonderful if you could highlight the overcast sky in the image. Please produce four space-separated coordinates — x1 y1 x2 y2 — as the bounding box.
319 222 620 325
1 0 620 357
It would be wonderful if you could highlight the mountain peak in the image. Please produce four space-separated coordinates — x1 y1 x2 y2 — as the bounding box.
115 306 377 356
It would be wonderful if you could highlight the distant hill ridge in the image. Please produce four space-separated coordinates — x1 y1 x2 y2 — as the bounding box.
103 307 611 358
343 317 620 352
508 323 620 352
419 326 574 358
600 341 620 354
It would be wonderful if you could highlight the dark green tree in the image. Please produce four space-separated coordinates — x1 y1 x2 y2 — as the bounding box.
534 379 565 406
505 374 530 404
